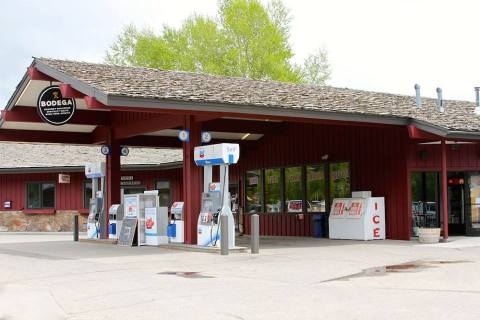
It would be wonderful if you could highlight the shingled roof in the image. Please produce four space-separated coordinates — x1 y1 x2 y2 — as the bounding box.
30 57 480 135
0 143 182 171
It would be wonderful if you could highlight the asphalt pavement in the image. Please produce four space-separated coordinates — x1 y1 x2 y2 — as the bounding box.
0 233 479 320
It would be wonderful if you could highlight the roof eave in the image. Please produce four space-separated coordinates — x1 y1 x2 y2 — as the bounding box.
34 59 109 104
411 119 480 141
106 94 410 126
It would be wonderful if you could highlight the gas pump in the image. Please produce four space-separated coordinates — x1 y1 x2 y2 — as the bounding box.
194 143 239 248
85 162 106 239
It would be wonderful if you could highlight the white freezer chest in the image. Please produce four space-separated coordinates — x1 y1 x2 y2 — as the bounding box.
329 197 385 240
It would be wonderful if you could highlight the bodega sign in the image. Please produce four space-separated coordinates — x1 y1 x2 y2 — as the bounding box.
37 85 76 125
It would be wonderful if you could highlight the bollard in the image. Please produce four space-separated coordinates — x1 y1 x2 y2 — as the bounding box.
73 215 79 242
220 214 229 255
251 214 259 254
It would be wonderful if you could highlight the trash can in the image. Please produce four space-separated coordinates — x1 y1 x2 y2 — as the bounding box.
167 223 176 238
312 214 325 238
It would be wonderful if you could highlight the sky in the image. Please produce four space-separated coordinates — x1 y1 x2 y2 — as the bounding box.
1 0 480 107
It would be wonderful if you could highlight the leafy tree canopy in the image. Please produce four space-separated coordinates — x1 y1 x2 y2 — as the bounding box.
106 0 330 85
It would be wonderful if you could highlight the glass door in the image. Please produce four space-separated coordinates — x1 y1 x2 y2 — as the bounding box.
466 173 480 236
411 172 440 236
447 173 466 235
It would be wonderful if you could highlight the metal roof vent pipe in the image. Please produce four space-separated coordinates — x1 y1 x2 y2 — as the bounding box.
414 84 422 108
436 87 444 112
474 87 480 115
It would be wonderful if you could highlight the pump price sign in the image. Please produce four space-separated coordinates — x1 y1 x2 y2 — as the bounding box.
37 85 76 125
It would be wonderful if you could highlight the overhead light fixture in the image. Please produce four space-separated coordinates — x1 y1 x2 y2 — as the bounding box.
241 133 251 140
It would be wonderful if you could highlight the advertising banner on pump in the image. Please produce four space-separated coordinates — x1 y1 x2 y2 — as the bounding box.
124 196 139 218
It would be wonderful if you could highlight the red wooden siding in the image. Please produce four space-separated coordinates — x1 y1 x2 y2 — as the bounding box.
408 142 480 171
0 168 182 212
0 122 421 240
230 122 411 240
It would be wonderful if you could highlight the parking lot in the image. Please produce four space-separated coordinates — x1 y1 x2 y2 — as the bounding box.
0 233 479 320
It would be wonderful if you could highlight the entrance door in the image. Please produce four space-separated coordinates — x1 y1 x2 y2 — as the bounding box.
447 173 466 235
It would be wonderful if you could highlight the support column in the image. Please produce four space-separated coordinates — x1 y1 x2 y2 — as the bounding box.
105 133 121 239
182 115 202 244
441 139 449 241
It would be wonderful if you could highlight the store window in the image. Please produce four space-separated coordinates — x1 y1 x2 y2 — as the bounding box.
285 167 303 213
306 165 326 212
468 173 480 229
84 181 93 208
26 182 55 209
156 180 171 207
329 162 351 203
265 168 282 213
411 172 439 236
122 186 146 195
246 170 263 213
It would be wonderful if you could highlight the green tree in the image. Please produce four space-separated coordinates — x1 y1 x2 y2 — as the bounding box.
105 0 330 85
302 48 331 86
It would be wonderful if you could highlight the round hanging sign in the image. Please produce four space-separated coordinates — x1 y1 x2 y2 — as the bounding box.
37 85 76 125
178 130 190 142
100 145 111 155
120 146 130 156
201 131 212 144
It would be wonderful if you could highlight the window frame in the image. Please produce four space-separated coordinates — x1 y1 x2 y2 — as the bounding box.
328 161 352 206
83 180 93 209
244 169 264 214
284 165 305 214
264 167 283 213
25 181 56 209
155 179 172 207
306 163 327 213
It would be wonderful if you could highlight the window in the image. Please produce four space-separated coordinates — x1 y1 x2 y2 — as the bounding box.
307 165 326 212
329 162 351 203
285 167 303 213
411 172 439 236
84 181 93 209
246 170 263 213
468 173 480 228
122 186 146 195
156 180 171 207
26 182 55 209
265 168 282 213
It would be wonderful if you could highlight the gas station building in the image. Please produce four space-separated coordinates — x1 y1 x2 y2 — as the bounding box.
2 57 480 242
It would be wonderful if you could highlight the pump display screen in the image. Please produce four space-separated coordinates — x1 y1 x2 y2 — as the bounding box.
203 200 213 212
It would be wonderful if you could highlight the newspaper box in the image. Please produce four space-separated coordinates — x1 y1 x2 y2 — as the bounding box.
329 194 385 240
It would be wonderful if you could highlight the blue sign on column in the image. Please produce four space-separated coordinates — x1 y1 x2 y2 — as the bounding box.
178 130 190 142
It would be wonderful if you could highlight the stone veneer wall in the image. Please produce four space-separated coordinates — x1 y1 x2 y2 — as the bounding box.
0 210 87 232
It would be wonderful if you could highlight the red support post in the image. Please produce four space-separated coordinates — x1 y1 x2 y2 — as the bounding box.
105 134 121 239
182 115 202 244
441 139 449 241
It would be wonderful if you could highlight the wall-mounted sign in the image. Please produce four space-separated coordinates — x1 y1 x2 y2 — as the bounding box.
58 174 71 184
121 176 134 181
37 85 76 126
201 131 212 143
3 201 12 209
178 130 189 142
121 180 142 186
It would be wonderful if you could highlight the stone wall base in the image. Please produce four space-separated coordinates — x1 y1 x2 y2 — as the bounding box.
0 211 87 232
